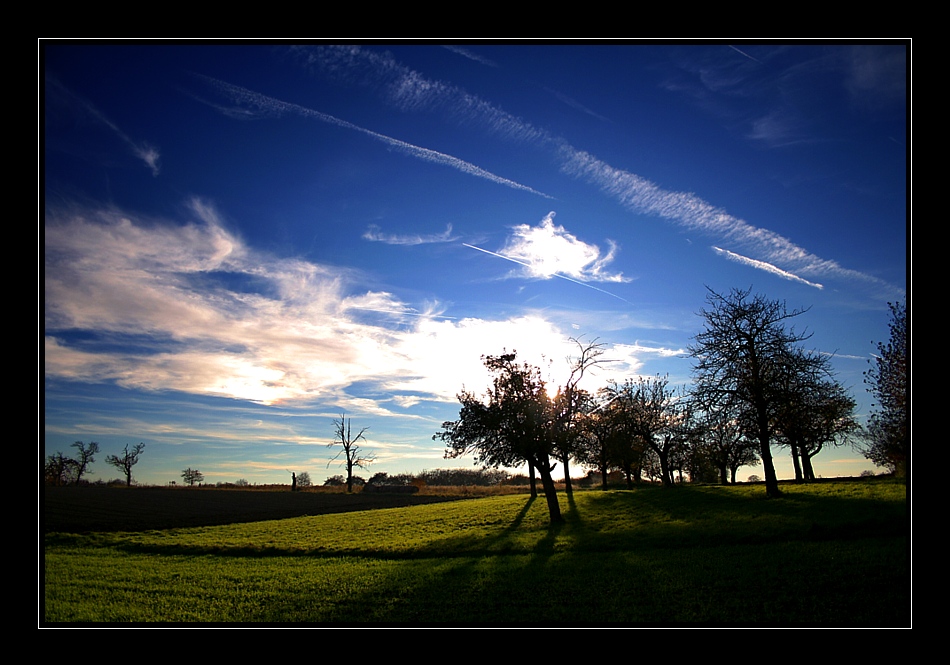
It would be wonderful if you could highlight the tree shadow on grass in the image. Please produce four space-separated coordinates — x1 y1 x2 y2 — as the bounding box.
46 482 909 624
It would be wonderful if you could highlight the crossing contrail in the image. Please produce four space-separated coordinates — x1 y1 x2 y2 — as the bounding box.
463 243 634 305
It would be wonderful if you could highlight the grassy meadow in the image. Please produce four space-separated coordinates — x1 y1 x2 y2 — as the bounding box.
43 478 909 625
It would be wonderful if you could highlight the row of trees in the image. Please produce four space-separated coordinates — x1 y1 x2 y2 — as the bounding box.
44 442 145 487
436 287 873 523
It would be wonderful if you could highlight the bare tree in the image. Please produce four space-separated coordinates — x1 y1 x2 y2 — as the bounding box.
612 376 691 488
70 441 100 485
574 391 619 490
776 376 859 481
592 383 649 488
106 443 145 487
690 398 759 484
551 337 608 495
689 287 827 498
44 451 76 486
328 414 374 493
297 471 312 488
181 467 204 486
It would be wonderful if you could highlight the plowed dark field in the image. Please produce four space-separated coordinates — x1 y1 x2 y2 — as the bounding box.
43 486 469 533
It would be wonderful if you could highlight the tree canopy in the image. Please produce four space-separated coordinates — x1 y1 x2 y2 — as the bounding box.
862 300 908 474
181 467 204 486
436 351 564 523
689 287 829 497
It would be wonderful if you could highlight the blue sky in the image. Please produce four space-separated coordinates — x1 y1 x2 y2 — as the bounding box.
43 42 908 486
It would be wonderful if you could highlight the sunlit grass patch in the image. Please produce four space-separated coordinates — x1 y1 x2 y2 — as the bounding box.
44 478 908 624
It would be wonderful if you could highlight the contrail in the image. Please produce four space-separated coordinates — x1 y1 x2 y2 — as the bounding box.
298 47 899 294
728 45 761 63
463 243 633 305
349 307 457 320
198 75 552 199
712 246 823 289
47 75 161 176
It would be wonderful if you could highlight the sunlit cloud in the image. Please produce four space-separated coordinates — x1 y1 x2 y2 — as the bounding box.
45 201 649 411
46 74 161 176
463 211 633 304
464 242 633 305
363 223 457 245
712 246 824 289
195 75 551 199
501 212 629 283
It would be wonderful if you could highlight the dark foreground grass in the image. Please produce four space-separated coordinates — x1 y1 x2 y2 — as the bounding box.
43 478 908 625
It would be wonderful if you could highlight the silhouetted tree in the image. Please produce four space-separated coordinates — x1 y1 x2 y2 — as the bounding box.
296 471 312 488
861 300 908 475
690 398 759 484
574 391 620 490
44 451 76 486
106 443 145 487
181 467 204 486
328 414 374 493
607 376 690 488
550 338 608 495
775 372 859 481
689 287 827 498
70 441 100 485
596 383 649 488
436 351 563 524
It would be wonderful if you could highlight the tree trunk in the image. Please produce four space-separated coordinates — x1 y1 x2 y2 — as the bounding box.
802 452 816 482
535 457 563 524
563 456 573 496
658 452 673 488
790 442 803 482
528 463 538 498
760 440 782 497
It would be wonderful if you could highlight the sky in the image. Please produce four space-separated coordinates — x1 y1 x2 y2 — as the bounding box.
42 42 909 487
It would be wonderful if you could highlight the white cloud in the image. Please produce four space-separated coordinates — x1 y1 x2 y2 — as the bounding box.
363 223 457 245
501 212 628 283
45 201 650 409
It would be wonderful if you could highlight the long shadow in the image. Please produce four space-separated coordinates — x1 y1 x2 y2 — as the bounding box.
46 483 908 623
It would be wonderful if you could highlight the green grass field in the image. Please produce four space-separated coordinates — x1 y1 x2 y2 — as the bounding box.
43 478 909 625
